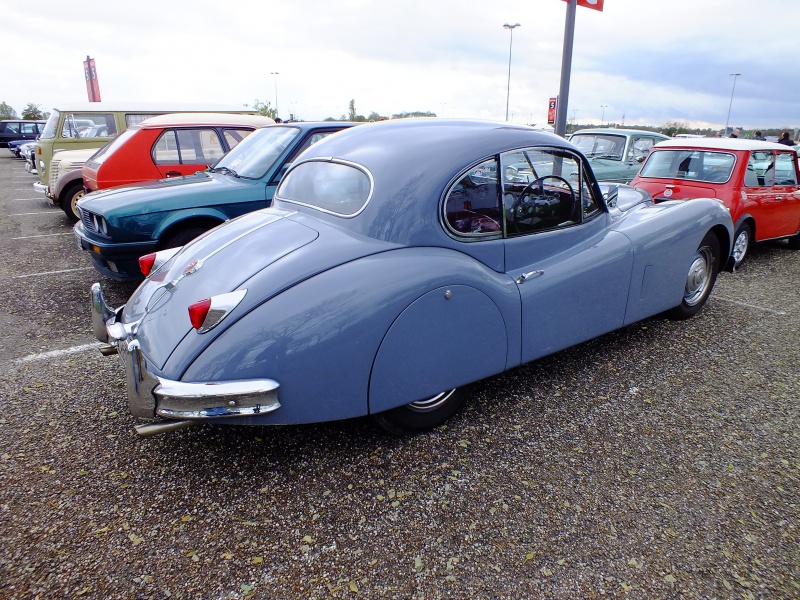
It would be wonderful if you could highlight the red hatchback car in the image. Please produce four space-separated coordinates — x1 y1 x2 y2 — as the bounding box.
82 113 274 192
631 139 800 267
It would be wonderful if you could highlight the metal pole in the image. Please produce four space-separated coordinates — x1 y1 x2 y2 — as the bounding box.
724 73 741 135
554 1 576 137
503 23 520 122
270 72 279 118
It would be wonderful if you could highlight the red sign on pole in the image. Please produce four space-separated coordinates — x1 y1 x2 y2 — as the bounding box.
83 56 102 102
561 0 604 11
547 98 557 125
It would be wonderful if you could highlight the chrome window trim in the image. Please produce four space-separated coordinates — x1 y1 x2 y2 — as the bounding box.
276 157 375 218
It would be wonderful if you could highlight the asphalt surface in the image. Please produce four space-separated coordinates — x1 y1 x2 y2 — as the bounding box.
0 153 798 599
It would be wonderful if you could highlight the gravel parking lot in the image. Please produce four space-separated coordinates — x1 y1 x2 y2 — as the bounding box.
0 153 798 599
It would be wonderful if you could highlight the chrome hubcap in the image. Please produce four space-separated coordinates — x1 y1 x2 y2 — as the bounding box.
732 230 748 264
408 389 456 413
684 246 713 306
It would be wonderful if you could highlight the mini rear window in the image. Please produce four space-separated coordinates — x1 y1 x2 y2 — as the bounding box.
277 160 372 216
639 150 736 183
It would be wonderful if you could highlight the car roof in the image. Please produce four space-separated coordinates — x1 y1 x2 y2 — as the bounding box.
572 128 669 137
1 119 46 123
138 113 275 128
281 119 579 244
45 102 256 113
652 138 794 152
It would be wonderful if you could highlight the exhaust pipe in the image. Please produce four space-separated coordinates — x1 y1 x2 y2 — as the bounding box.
134 420 198 437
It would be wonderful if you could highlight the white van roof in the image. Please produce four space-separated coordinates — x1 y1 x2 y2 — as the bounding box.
48 102 257 113
138 113 274 128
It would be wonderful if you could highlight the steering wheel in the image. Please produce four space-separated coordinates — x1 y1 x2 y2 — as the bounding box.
510 175 576 232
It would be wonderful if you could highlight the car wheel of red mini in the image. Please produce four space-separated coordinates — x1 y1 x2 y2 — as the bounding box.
731 222 751 268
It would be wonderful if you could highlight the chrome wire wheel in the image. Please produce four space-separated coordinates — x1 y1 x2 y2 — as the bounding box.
684 245 714 307
407 389 457 413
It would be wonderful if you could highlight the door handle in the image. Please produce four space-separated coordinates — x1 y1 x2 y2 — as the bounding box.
517 270 543 284
165 171 181 177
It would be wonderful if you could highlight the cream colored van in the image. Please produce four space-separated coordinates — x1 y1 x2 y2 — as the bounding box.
33 102 257 193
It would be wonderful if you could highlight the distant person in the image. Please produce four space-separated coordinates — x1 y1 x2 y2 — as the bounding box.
714 131 722 138
274 117 283 123
730 128 740 138
777 131 794 146
753 131 766 140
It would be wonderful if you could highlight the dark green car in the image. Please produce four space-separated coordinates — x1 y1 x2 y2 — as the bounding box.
74 122 356 281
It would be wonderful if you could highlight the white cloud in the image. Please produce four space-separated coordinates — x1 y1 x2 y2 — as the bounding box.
3 0 798 129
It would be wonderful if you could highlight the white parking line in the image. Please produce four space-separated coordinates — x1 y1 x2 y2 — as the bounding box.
10 197 49 201
14 267 93 278
17 342 102 363
12 232 74 240
10 211 63 216
714 297 787 315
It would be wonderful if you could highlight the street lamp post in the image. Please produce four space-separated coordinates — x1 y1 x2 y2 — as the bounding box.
600 105 607 126
270 71 279 119
503 23 521 122
724 73 741 136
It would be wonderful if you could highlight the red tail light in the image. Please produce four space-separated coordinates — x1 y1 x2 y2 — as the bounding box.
139 253 157 276
188 298 212 330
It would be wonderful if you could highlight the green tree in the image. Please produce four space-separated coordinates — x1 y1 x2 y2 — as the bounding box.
250 99 277 120
0 101 17 120
348 99 357 121
392 111 436 119
21 103 46 120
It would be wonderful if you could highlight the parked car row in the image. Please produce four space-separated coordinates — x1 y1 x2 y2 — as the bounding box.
8 115 800 439
49 112 275 221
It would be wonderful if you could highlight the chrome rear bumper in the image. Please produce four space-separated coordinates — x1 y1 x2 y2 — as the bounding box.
90 283 281 435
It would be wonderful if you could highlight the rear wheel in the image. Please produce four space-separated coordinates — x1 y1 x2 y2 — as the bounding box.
787 232 800 250
372 387 472 435
666 231 720 320
731 222 751 268
59 181 85 223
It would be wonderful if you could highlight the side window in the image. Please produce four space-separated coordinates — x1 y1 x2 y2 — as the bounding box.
176 128 224 164
501 149 584 236
775 153 798 186
222 128 255 150
631 137 654 162
5 122 21 134
444 158 502 236
62 113 116 138
153 130 179 164
21 123 38 134
747 151 773 187
126 113 163 128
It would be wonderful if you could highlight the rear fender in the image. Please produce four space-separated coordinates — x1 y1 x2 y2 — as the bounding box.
178 247 518 425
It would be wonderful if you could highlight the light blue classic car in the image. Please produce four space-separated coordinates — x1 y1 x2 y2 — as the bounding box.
90 119 733 437
569 128 670 183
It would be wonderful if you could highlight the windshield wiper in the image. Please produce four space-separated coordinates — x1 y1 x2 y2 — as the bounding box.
215 166 240 178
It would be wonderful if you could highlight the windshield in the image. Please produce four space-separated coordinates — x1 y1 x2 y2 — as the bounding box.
85 128 138 167
571 134 626 160
40 110 61 140
639 150 736 183
213 126 300 179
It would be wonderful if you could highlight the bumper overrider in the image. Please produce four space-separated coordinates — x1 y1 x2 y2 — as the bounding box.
91 283 281 437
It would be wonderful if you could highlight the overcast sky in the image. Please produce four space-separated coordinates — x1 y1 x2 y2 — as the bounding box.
4 0 798 130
